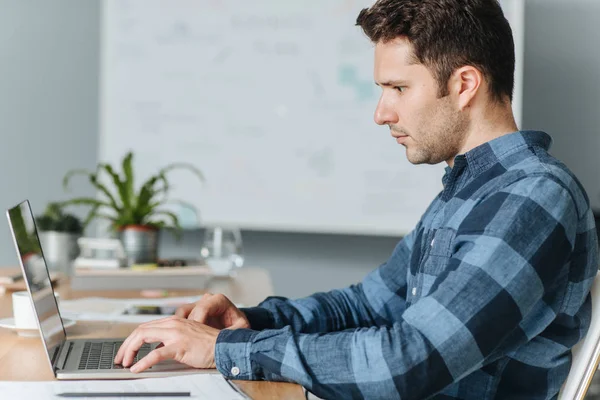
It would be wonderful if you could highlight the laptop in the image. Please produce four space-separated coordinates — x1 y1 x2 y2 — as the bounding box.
6 199 212 379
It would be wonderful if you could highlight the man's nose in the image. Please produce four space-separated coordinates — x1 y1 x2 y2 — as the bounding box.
374 95 398 126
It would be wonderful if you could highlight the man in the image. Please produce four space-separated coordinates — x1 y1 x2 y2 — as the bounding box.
115 0 599 398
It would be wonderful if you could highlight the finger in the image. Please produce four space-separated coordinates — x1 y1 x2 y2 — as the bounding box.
121 328 170 367
115 318 179 364
188 294 226 323
121 328 169 367
175 293 214 319
115 330 139 364
130 346 175 373
230 319 248 330
138 315 180 328
175 303 195 318
187 306 209 323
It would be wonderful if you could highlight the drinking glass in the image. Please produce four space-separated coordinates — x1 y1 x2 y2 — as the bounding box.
200 226 244 276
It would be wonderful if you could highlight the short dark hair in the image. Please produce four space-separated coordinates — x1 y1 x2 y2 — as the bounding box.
356 0 515 102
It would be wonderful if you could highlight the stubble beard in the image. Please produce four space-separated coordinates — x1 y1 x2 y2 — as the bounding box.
405 100 467 165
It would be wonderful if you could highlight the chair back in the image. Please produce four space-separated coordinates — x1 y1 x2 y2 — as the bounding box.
559 273 600 400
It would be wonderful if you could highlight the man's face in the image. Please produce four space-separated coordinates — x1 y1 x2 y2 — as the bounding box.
373 38 467 165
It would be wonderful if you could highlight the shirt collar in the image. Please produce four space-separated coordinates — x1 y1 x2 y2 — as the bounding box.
458 130 552 176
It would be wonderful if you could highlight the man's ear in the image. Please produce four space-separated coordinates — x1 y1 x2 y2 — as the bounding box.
449 66 483 110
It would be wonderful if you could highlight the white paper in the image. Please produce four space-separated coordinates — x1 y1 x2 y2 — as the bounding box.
59 296 244 323
59 296 203 323
0 374 248 399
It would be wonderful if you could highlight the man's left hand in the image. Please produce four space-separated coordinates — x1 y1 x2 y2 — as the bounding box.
113 316 220 373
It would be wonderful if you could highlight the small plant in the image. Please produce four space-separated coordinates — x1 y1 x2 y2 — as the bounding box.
61 151 204 237
36 203 83 234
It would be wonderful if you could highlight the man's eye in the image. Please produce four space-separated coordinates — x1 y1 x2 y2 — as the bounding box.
394 86 406 93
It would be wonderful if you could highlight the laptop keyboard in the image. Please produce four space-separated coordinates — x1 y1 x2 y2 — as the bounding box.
78 341 152 370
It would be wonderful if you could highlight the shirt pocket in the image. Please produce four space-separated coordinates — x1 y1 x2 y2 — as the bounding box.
420 228 456 295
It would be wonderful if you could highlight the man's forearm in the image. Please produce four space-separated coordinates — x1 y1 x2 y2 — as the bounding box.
238 232 416 333
239 282 381 333
215 322 466 400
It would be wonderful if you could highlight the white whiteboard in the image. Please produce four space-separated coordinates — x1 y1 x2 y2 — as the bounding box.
100 0 524 236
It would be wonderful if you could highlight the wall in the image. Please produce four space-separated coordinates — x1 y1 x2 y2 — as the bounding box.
522 0 600 210
0 0 100 266
1 0 598 300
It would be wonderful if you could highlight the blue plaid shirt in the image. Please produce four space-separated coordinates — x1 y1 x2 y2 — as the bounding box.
215 131 599 399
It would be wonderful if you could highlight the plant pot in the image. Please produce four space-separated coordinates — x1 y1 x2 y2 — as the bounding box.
38 231 81 276
118 225 159 266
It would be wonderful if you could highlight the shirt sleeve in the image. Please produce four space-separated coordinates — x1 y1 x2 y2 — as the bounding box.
215 175 584 399
240 224 421 333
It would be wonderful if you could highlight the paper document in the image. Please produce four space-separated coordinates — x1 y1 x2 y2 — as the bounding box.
0 374 248 399
59 296 244 323
59 296 203 323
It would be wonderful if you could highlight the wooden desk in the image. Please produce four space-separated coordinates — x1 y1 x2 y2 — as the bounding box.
0 267 304 400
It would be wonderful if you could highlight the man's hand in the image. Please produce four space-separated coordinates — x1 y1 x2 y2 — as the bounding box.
113 316 219 373
175 293 250 330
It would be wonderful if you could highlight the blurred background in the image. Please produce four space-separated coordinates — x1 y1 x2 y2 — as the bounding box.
0 0 598 302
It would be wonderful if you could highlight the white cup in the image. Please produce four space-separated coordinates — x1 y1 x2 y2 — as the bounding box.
12 291 38 330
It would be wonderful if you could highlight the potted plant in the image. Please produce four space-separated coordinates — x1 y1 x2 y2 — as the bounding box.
61 152 204 266
36 202 83 275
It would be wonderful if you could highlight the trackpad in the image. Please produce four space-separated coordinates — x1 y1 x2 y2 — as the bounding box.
152 360 191 370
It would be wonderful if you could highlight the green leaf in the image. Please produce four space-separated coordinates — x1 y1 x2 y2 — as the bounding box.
63 166 122 214
153 173 171 203
81 203 99 228
158 162 205 184
35 215 56 232
146 210 180 227
89 173 121 213
101 163 131 217
122 152 136 211
133 203 157 222
43 202 63 220
63 169 94 191
80 203 118 229
148 210 183 240
60 197 113 210
87 212 118 228
60 214 83 234
136 176 161 212
162 199 200 225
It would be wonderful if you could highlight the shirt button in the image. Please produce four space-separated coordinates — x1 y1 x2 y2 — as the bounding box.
431 239 435 246
412 287 417 296
231 366 240 377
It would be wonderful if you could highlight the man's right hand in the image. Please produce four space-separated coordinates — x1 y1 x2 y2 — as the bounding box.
175 293 250 330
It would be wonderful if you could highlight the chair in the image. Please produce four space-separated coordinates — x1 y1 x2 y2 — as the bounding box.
559 273 600 400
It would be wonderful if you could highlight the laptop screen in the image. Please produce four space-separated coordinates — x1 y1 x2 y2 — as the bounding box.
6 200 66 366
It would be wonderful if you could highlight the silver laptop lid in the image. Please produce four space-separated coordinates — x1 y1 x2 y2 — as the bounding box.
6 200 67 370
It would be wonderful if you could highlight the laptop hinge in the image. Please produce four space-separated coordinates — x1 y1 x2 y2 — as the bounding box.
50 343 62 372
53 341 73 372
